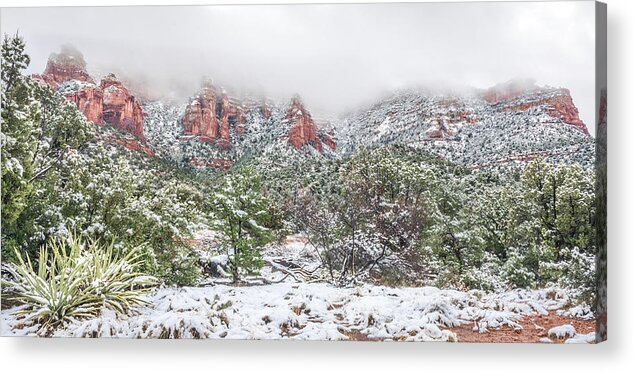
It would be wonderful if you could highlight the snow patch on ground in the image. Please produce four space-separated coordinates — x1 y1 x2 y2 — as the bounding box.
1 234 594 341
564 332 596 344
2 283 583 341
548 324 576 339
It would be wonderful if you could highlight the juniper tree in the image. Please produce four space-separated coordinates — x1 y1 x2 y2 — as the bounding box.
1 34 92 259
1 34 38 226
210 168 272 282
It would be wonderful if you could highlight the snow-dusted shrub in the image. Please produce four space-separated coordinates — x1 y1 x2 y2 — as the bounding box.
12 141 206 285
501 248 538 289
460 253 504 291
1 234 157 331
541 247 596 304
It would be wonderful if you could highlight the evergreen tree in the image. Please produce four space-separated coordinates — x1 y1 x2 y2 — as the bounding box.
1 34 91 257
1 34 38 226
210 168 272 282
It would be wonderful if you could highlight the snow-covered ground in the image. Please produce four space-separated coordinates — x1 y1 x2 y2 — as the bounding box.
0 235 595 342
1 282 594 342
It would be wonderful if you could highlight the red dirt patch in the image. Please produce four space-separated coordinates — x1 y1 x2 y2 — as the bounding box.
338 329 372 341
446 313 595 343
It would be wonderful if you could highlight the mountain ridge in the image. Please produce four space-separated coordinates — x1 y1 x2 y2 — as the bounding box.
31 46 592 172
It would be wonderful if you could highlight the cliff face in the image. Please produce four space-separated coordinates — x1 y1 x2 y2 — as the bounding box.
61 83 104 124
100 74 145 140
32 47 104 125
33 45 95 89
181 82 247 150
286 97 323 152
33 47 146 140
484 81 589 135
322 131 337 150
217 94 233 150
32 47 588 172
182 84 218 140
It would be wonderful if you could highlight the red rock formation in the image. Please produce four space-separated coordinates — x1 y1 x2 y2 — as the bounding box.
483 79 538 105
425 119 455 139
101 137 154 157
118 139 153 157
484 81 589 135
286 97 323 152
62 84 104 124
182 82 248 150
426 128 444 139
31 47 104 125
542 93 588 134
32 45 95 90
235 113 246 135
231 103 246 135
100 74 145 140
322 132 337 150
437 97 478 124
261 102 271 119
495 90 588 135
218 94 232 150
182 83 218 140
33 47 147 140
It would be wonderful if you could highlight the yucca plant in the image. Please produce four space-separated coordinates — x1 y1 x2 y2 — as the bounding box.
1 233 157 329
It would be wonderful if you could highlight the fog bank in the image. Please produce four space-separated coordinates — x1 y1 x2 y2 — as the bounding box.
1 2 596 132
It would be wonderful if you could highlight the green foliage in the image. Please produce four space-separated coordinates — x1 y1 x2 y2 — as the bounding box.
463 159 595 296
1 34 93 260
268 144 596 298
521 159 595 255
276 146 438 283
209 167 273 282
1 35 204 286
1 233 157 331
339 147 436 278
1 34 30 89
1 34 38 226
17 142 204 285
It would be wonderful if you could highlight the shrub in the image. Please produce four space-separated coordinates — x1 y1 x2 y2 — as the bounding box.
14 143 205 286
1 234 157 330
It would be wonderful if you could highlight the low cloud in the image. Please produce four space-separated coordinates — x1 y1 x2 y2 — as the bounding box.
1 2 595 131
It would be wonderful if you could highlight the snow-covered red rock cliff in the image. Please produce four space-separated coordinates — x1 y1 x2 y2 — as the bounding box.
33 47 146 140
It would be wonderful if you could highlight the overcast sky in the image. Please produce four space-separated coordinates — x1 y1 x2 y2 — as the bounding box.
1 2 596 133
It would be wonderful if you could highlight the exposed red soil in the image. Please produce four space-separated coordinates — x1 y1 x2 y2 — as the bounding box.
445 313 595 343
338 329 372 341
332 313 594 342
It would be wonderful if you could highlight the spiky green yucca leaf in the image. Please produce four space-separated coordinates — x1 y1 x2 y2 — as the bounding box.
1 234 157 329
